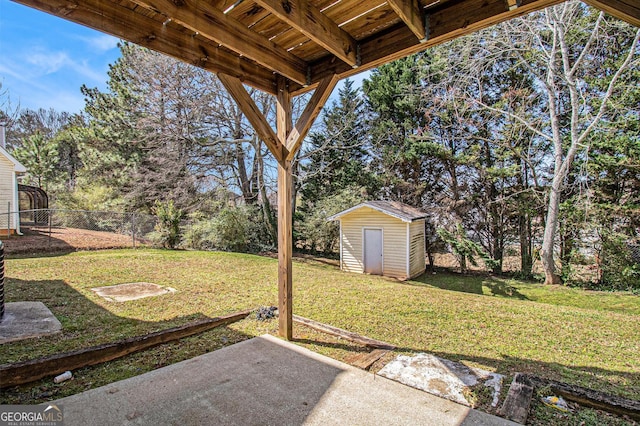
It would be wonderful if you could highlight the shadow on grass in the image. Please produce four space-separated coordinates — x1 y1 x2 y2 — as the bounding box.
291 336 639 402
0 277 256 405
409 271 529 300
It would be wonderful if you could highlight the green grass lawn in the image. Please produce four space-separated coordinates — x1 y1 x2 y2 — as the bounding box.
2 249 639 408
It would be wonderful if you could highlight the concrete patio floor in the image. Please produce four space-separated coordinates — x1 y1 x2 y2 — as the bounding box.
55 334 517 425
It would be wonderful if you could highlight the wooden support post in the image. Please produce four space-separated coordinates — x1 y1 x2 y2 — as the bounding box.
217 72 338 340
276 76 293 340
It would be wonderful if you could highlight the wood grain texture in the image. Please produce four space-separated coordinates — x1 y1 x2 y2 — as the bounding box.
277 76 293 340
11 0 279 94
254 0 358 66
524 374 640 421
285 74 339 161
344 349 390 370
12 0 636 95
0 310 252 388
387 0 426 40
131 0 308 84
293 315 396 349
499 373 534 424
294 0 566 94
583 0 640 27
218 73 286 163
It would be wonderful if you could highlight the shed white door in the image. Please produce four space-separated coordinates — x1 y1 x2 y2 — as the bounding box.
364 229 383 275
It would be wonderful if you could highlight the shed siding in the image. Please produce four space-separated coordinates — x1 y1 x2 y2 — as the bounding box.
340 207 408 279
0 155 15 229
409 219 426 278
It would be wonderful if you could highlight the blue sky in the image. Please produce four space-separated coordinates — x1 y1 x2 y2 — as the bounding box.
0 1 368 116
0 0 120 114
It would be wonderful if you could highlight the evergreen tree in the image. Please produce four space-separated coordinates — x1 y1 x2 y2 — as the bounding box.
297 79 375 251
363 55 429 206
13 132 58 190
300 79 375 202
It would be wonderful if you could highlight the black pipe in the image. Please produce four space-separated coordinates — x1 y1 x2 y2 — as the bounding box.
0 240 4 320
0 241 4 321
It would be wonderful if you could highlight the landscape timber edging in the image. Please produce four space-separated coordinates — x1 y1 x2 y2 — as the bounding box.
0 309 253 388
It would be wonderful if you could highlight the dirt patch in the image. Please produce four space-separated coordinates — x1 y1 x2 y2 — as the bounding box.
1 226 142 255
91 282 176 302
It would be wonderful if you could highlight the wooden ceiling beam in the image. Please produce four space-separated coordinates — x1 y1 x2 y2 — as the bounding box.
583 0 640 27
387 0 426 41
218 73 288 164
254 0 359 67
294 0 565 94
285 74 339 161
131 0 308 85
11 0 279 94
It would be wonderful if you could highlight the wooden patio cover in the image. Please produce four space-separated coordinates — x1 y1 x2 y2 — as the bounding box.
12 0 639 339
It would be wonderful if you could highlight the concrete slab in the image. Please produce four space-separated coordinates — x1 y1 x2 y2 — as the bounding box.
91 282 176 302
0 302 62 344
379 353 504 407
55 335 517 426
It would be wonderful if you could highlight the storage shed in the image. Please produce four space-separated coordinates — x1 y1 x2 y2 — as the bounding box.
328 201 427 280
0 125 26 236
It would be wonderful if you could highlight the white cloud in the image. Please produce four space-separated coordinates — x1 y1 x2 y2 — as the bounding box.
20 47 105 83
0 62 25 81
0 47 105 113
82 34 119 52
69 59 107 83
25 50 70 75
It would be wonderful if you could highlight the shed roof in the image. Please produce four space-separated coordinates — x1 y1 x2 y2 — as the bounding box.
328 201 428 223
0 146 27 173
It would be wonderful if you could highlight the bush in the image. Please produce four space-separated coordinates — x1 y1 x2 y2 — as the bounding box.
598 232 640 292
150 200 184 249
212 206 251 252
296 187 366 254
183 205 274 253
437 224 499 273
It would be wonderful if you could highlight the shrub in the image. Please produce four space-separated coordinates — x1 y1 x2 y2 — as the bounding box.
598 232 640 292
183 205 274 253
437 224 499 273
296 187 366 254
150 200 184 249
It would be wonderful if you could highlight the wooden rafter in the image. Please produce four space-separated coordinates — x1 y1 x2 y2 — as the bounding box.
254 0 359 67
13 0 638 95
285 74 340 161
131 0 308 85
12 0 279 94
583 0 640 27
298 0 566 93
11 0 639 343
505 0 520 11
217 73 287 164
387 0 426 40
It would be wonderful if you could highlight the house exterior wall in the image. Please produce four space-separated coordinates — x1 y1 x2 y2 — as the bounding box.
339 207 408 279
0 154 16 232
408 219 426 278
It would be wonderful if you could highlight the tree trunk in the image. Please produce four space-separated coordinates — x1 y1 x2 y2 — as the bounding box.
519 213 533 279
540 179 563 284
517 159 533 279
256 145 277 244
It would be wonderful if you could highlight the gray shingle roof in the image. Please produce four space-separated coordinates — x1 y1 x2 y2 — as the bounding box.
327 201 427 223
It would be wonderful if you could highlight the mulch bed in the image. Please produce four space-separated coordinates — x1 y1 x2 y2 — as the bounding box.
2 226 139 255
